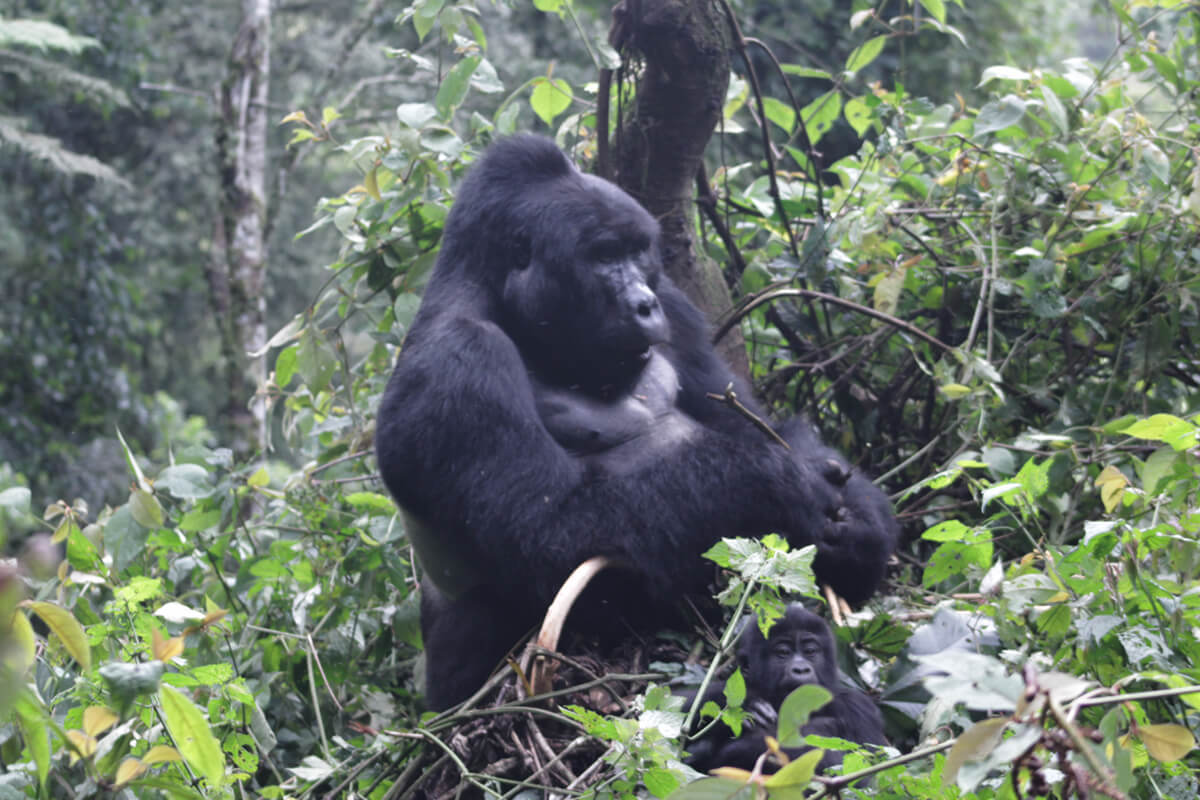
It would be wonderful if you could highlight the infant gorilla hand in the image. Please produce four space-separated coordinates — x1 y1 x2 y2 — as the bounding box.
780 419 898 606
743 696 779 732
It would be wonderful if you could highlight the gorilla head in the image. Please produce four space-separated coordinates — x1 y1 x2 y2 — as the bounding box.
738 604 839 707
435 137 669 397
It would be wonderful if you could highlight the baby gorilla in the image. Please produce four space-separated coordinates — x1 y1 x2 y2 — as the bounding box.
686 604 886 773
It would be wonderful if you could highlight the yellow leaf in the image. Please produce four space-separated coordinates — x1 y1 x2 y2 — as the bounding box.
65 730 97 764
364 167 381 201
142 745 183 765
247 467 270 488
710 766 756 782
940 383 972 399
279 110 309 125
1094 465 1128 513
8 612 36 674
1140 723 1196 762
28 601 91 670
115 757 147 786
152 629 184 662
943 717 1009 786
82 705 118 737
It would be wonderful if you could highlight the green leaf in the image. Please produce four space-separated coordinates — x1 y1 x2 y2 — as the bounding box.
106 506 151 572
0 486 31 516
762 96 795 133
1121 414 1198 450
345 492 396 514
765 747 823 787
435 55 481 120
15 693 49 791
724 669 746 707
844 36 887 73
801 91 842 147
275 343 298 387
396 102 437 129
29 601 91 670
974 95 1027 137
665 777 755 800
129 488 164 529
777 685 832 746
921 519 971 542
159 684 226 786
296 328 337 392
530 78 573 127
843 95 872 138
644 767 681 798
156 464 212 500
917 0 947 23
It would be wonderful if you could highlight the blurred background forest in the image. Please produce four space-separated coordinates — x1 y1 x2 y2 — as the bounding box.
2 0 1199 798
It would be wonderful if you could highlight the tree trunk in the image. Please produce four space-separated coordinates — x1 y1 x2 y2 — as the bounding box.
211 0 271 454
607 0 749 378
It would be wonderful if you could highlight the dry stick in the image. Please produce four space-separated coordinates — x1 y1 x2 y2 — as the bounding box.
705 385 790 448
714 286 954 354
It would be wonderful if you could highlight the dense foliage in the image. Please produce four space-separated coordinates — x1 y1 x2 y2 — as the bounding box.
1 0 1198 798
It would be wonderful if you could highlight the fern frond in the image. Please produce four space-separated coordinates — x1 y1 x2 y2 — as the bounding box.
0 116 131 188
0 18 99 54
0 49 131 107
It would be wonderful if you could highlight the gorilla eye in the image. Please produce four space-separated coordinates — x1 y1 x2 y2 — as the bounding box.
508 236 532 270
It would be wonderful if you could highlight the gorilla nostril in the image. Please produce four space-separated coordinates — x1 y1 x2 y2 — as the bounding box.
637 297 658 317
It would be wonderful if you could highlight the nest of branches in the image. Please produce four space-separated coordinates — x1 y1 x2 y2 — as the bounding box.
363 558 708 800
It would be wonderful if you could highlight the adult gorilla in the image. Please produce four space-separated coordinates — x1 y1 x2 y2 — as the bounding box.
376 136 897 710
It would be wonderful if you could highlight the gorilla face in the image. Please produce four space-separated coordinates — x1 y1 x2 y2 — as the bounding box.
499 171 669 396
740 606 839 707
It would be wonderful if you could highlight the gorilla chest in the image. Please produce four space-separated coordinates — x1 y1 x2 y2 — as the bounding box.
533 351 700 473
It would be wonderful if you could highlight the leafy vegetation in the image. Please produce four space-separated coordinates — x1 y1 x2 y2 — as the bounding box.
1 0 1199 798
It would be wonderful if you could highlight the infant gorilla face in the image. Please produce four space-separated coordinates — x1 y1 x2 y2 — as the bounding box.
739 605 838 707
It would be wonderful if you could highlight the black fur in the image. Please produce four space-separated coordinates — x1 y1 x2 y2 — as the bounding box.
375 136 898 710
685 605 887 773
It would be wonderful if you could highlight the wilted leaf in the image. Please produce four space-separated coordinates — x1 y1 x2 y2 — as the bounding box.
65 730 97 764
114 757 147 786
83 705 118 737
152 629 184 662
143 745 183 765
1094 465 1129 512
943 717 1009 785
1139 724 1196 762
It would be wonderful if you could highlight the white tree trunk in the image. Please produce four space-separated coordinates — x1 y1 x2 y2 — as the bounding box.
213 0 271 453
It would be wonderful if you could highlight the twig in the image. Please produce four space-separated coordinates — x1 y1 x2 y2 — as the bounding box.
705 385 790 448
714 286 953 354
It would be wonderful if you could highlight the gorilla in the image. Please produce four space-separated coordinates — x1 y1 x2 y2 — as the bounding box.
685 605 887 773
375 135 898 710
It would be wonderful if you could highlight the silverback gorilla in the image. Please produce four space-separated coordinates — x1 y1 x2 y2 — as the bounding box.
685 605 887 773
375 136 898 710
